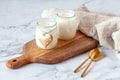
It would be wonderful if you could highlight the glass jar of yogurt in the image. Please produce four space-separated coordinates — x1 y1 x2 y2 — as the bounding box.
56 10 78 40
35 18 57 49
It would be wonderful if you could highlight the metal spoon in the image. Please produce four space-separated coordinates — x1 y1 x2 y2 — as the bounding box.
74 48 101 73
81 48 101 77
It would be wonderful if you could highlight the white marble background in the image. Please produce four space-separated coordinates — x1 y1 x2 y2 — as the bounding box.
0 0 120 80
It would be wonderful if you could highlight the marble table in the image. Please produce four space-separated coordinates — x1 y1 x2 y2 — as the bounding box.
0 0 120 80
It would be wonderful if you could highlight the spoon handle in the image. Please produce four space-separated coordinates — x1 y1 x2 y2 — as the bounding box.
81 60 92 77
74 57 89 73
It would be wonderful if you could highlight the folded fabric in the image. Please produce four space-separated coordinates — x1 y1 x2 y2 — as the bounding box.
75 10 112 37
76 6 120 53
94 17 120 51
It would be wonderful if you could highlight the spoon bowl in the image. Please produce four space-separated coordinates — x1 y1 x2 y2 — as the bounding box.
89 48 101 61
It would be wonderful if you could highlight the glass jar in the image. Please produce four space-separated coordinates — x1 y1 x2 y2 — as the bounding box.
35 18 57 49
56 10 78 40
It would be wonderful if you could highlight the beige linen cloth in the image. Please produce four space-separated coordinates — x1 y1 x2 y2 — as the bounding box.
75 6 120 53
41 6 120 53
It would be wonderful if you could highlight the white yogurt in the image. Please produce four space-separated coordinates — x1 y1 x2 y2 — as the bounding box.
35 19 57 49
56 10 78 40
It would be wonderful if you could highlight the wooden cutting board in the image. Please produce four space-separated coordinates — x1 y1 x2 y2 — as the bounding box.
6 31 99 69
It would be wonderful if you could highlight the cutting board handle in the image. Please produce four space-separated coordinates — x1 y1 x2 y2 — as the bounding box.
6 55 30 69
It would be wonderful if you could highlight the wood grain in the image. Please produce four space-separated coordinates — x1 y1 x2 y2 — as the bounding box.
6 31 99 69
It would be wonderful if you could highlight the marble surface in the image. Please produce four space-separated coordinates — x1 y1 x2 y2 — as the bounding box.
1 0 120 80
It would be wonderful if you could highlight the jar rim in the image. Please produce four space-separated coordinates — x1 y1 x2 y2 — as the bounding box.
36 18 56 33
37 18 56 29
57 10 75 18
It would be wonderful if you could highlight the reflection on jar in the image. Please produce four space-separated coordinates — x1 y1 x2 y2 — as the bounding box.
35 18 57 49
56 10 78 40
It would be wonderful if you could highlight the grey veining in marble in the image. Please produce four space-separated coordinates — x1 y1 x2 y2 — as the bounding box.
0 0 120 80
